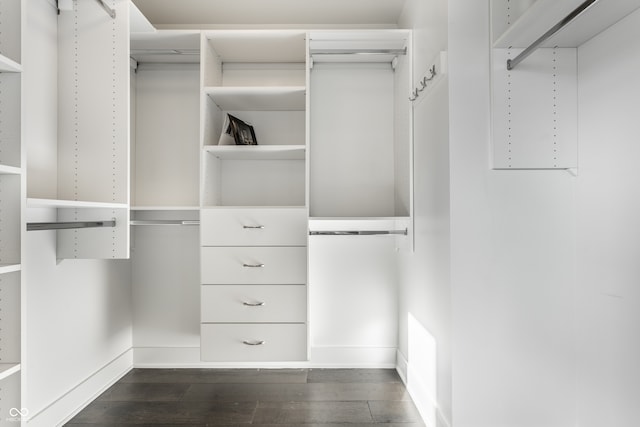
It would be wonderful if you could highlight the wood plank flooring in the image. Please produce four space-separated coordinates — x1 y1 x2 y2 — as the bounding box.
65 368 425 426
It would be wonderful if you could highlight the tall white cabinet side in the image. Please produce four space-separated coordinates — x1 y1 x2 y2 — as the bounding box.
0 0 24 423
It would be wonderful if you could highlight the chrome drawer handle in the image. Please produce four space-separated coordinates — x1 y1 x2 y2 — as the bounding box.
243 301 265 307
243 263 265 268
243 225 265 229
243 340 265 346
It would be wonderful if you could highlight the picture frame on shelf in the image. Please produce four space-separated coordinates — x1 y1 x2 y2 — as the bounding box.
228 114 258 145
218 114 235 145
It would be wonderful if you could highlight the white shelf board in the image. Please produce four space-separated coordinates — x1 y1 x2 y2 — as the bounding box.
131 206 200 211
0 364 21 381
0 164 22 175
494 0 640 48
204 144 306 160
27 198 128 209
0 53 22 73
202 205 306 210
204 86 306 111
0 263 21 275
309 217 411 233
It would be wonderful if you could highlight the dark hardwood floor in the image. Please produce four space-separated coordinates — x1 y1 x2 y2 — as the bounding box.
64 368 425 426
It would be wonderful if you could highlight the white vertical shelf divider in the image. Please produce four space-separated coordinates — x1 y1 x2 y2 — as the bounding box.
54 0 130 259
0 0 24 422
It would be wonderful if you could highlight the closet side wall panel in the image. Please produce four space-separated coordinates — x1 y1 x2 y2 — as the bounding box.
576 9 640 426
57 0 129 204
24 2 133 424
397 1 451 426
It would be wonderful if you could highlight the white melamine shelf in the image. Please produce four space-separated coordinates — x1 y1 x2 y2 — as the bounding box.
204 144 306 160
204 86 306 111
0 54 22 73
0 164 22 175
0 263 21 275
27 198 128 209
131 206 200 211
493 0 640 48
0 364 21 381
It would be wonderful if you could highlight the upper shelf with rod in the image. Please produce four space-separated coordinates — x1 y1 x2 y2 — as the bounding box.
492 0 640 49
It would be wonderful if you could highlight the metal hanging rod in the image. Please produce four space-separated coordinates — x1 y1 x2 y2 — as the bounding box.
130 220 200 226
309 229 408 236
27 220 116 231
94 0 116 19
507 0 599 70
310 48 407 56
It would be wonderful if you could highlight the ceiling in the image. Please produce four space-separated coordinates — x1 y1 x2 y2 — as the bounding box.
130 0 408 29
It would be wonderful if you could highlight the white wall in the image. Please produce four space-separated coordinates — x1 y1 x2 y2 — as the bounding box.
23 2 133 424
397 1 451 426
575 9 640 426
448 1 584 427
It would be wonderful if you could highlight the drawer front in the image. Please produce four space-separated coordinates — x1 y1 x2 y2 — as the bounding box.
201 208 307 246
201 285 306 323
201 247 307 284
201 323 307 362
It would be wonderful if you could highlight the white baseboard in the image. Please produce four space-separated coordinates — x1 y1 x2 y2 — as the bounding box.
26 348 133 427
133 346 396 368
396 349 451 427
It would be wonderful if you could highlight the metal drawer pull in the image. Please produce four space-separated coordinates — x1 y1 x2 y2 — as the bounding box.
243 340 265 346
243 263 265 268
243 225 265 229
243 301 266 307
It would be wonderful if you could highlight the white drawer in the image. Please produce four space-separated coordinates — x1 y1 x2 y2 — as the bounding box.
201 247 307 284
201 285 306 323
201 208 307 246
201 323 307 362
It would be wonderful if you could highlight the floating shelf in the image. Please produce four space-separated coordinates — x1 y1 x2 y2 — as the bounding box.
493 0 640 48
0 263 21 275
204 86 306 111
0 364 21 382
204 144 306 160
0 164 22 175
0 54 22 73
27 198 128 209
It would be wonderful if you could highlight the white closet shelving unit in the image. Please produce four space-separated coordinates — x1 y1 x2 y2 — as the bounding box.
26 0 130 260
307 30 413 245
0 0 24 421
199 30 309 362
490 0 640 170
